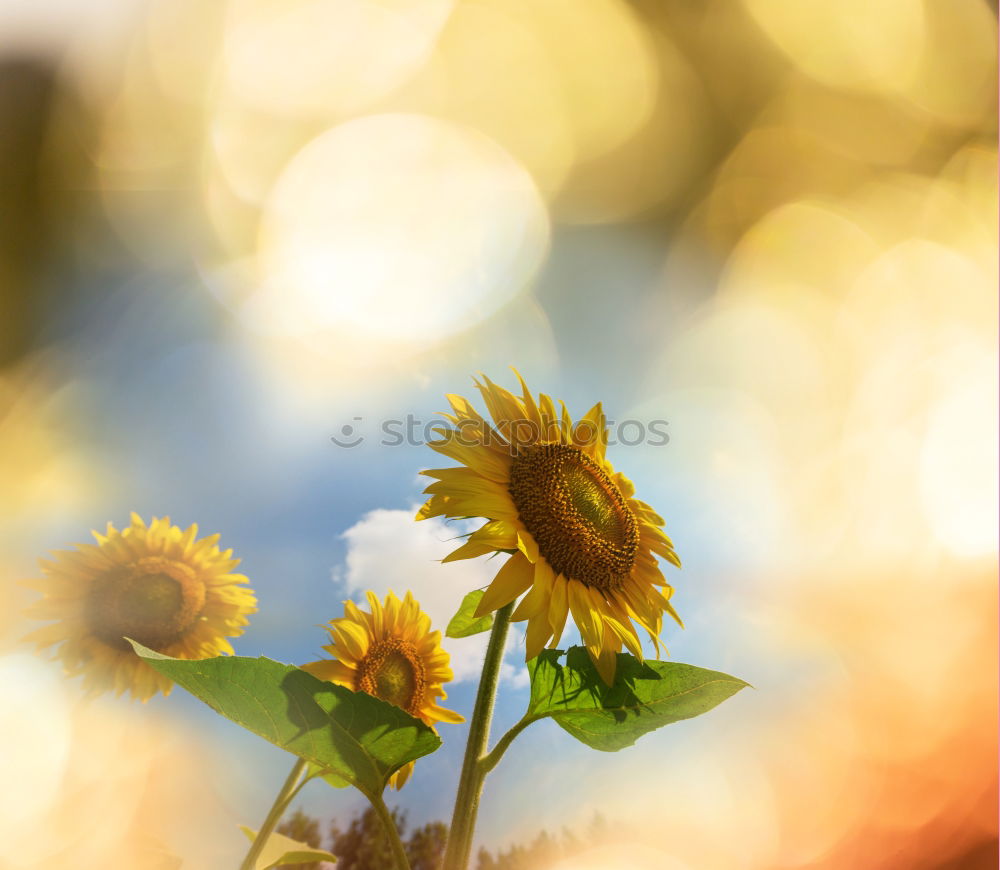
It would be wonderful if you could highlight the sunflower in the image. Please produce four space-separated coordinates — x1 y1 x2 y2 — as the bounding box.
416 372 682 685
302 590 463 789
23 513 257 701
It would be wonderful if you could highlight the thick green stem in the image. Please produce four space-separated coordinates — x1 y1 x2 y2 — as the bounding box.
442 601 514 870
370 792 411 870
238 756 308 870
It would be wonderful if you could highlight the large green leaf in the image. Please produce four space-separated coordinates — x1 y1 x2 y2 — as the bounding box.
526 647 749 751
239 826 338 869
129 641 440 797
446 589 494 638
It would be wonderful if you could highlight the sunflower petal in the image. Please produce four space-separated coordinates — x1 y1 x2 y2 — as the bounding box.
300 659 355 687
662 589 685 628
516 529 540 562
603 611 644 661
537 393 561 442
478 373 526 426
468 519 519 549
568 579 604 654
511 559 554 621
559 401 573 442
416 495 448 521
426 431 512 482
442 540 496 563
427 702 465 724
389 761 414 790
511 367 541 428
476 552 535 616
591 633 619 685
524 613 553 661
547 576 570 645
573 402 607 459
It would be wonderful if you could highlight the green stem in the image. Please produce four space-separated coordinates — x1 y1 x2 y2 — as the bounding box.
370 792 412 870
442 601 514 870
478 714 536 776
238 756 308 870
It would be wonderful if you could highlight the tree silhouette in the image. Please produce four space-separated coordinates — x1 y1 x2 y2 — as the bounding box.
407 820 448 870
277 806 615 869
329 806 402 870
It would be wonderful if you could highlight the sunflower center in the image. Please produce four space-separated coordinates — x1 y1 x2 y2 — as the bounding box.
508 443 639 590
85 556 206 650
357 638 426 715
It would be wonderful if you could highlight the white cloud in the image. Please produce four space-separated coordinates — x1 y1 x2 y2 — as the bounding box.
500 657 530 690
334 507 528 684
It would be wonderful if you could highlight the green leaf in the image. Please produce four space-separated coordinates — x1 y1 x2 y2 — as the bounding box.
129 641 440 798
239 826 338 868
306 761 350 790
446 589 494 638
526 647 749 752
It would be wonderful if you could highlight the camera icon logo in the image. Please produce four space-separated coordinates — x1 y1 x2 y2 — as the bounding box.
330 417 365 448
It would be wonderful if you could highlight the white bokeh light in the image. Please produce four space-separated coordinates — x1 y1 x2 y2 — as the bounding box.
250 113 549 345
0 655 72 845
920 352 999 557
223 0 454 117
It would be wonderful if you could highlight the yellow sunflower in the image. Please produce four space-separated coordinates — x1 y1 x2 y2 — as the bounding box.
416 372 682 685
302 590 463 789
23 513 257 701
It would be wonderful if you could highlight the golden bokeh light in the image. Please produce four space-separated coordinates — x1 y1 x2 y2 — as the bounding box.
548 844 690 870
698 125 869 249
896 0 996 125
0 652 235 870
517 0 657 166
720 200 879 300
742 0 923 96
383 0 579 196
376 0 663 209
0 362 104 529
207 102 314 207
144 0 224 105
551 25 711 223
765 80 933 168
